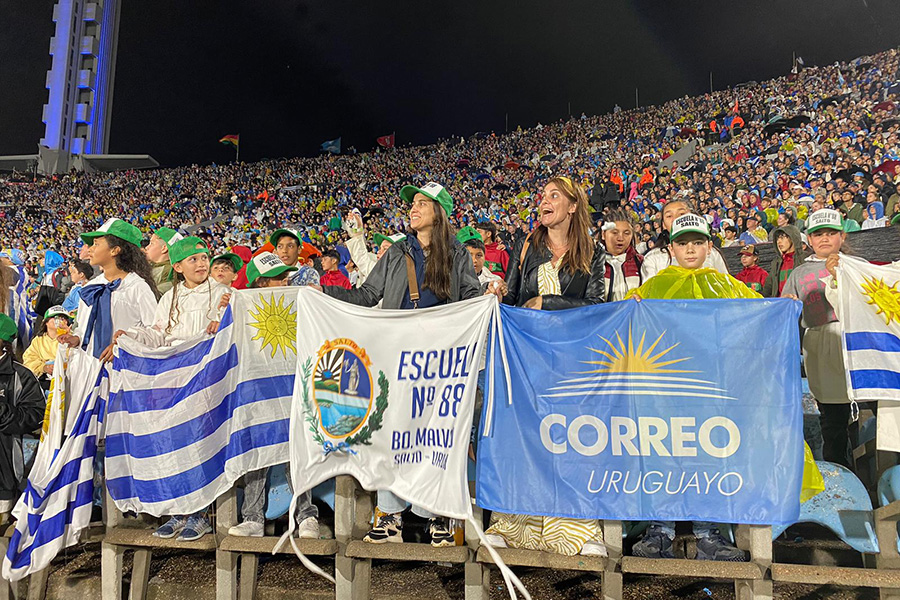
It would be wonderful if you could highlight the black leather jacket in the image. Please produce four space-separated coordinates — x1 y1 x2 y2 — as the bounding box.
0 355 45 502
503 237 607 310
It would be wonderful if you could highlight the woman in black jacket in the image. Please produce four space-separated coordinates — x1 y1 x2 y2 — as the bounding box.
503 176 607 310
0 314 45 520
488 176 609 557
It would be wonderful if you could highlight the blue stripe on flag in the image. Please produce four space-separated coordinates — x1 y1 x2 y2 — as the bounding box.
846 331 900 353
106 419 289 503
850 369 900 390
106 345 239 414
117 337 217 376
105 375 294 459
7 480 94 570
25 437 97 506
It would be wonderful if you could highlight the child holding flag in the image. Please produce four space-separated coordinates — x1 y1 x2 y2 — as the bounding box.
628 214 755 561
112 237 229 540
781 209 855 467
58 219 158 362
227 252 321 540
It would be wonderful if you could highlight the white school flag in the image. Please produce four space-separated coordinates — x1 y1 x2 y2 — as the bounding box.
289 288 492 519
837 257 900 450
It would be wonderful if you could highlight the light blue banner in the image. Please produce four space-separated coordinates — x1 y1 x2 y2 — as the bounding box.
477 299 803 525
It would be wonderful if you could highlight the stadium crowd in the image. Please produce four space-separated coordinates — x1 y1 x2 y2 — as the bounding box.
2 47 900 561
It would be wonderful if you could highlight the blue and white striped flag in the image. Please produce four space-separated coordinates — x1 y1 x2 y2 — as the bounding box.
104 288 296 516
2 350 106 582
837 256 900 402
13 266 36 344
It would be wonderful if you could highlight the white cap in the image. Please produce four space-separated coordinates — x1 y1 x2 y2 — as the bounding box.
670 214 711 240
806 208 843 233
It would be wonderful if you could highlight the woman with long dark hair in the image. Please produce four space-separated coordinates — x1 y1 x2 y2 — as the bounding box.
321 182 488 547
58 219 158 362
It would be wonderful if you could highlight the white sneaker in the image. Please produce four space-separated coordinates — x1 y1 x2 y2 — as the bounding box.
296 516 320 539
484 533 508 548
580 540 608 557
228 521 264 537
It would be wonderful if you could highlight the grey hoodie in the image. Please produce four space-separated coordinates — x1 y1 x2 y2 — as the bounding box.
762 225 809 298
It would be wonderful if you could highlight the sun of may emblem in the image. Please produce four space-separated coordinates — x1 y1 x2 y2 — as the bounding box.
581 327 698 374
248 293 297 358
860 275 900 326
299 338 389 456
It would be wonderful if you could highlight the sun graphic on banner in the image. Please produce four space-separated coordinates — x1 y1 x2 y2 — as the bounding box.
248 293 297 358
861 276 900 325
579 327 698 374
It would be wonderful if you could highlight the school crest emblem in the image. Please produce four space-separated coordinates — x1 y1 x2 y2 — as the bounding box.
300 338 389 455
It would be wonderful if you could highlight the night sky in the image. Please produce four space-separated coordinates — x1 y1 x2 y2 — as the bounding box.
3 0 900 167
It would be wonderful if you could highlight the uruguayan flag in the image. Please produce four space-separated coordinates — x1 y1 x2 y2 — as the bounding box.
837 256 900 402
104 288 296 516
3 350 106 582
12 266 36 344
837 257 900 451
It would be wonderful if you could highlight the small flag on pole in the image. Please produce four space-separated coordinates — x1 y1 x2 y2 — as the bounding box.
320 138 341 154
376 133 395 149
219 134 240 148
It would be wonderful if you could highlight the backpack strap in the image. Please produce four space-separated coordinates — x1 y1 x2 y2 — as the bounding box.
405 254 420 308
518 230 535 272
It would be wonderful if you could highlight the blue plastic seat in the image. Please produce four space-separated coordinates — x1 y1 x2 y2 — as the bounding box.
773 461 879 554
877 464 900 553
264 463 335 520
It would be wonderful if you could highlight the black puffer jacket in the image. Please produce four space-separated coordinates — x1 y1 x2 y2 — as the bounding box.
503 237 607 310
0 354 45 504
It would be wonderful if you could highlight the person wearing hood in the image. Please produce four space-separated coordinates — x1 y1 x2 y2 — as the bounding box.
862 201 887 229
762 224 808 298
34 250 67 317
144 227 183 298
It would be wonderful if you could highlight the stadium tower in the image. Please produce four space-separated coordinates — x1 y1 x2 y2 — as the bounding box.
0 0 157 174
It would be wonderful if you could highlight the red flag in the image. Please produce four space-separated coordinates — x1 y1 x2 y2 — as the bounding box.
256 189 270 202
731 99 739 114
376 133 395 148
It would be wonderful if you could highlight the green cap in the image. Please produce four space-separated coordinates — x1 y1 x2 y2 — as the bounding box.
806 208 844 234
456 226 483 244
212 252 244 272
400 182 454 217
44 305 71 320
154 227 184 247
669 213 711 241
80 218 143 247
891 213 900 226
269 228 301 247
373 233 406 247
169 236 210 264
246 252 297 286
0 314 17 343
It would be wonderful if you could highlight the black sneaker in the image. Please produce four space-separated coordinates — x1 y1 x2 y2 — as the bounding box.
363 512 403 544
632 526 675 559
696 531 749 562
428 518 455 547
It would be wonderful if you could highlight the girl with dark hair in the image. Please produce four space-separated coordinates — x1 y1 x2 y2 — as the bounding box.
321 182 486 548
23 306 72 390
57 219 158 362
600 209 643 302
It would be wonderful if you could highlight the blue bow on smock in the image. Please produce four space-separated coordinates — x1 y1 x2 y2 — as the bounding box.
80 279 122 359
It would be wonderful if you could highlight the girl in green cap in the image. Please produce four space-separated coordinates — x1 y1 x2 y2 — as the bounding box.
112 237 229 542
58 218 158 362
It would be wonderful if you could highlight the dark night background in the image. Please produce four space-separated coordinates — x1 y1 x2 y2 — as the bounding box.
3 0 900 167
